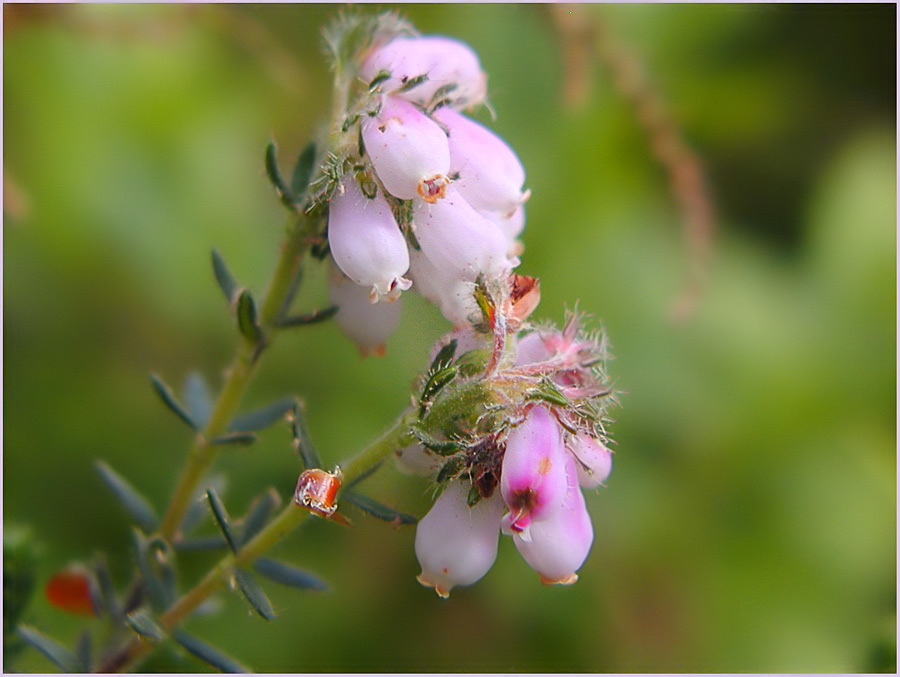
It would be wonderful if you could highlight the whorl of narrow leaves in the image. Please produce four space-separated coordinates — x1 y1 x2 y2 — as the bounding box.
94 461 158 533
182 372 213 429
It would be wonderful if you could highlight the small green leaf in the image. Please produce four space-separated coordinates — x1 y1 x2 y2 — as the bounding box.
211 248 239 304
436 457 465 484
125 609 166 642
276 305 339 328
397 72 428 93
342 490 417 525
233 568 276 620
419 365 459 416
429 338 458 372
236 290 264 346
17 625 86 673
228 397 295 433
367 69 392 90
209 431 257 447
409 426 463 455
95 461 158 533
527 379 570 407
253 558 327 591
240 488 281 547
205 489 239 554
183 372 213 429
290 400 322 469
290 141 317 204
172 629 250 674
180 474 227 535
265 141 296 209
149 373 197 430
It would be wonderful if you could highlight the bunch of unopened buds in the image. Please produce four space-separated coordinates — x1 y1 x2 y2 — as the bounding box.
311 16 618 597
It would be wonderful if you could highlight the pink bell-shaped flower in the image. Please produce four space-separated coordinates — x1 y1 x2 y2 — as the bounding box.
412 185 514 284
415 480 505 598
514 330 554 367
327 175 411 302
361 96 451 202
409 247 477 327
513 453 594 585
567 432 613 489
433 107 529 215
361 35 487 110
328 265 403 356
499 405 569 540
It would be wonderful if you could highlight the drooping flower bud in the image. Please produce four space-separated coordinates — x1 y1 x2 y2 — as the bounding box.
513 454 594 585
413 185 515 283
328 265 403 356
433 107 529 215
415 480 505 598
361 35 487 110
328 175 411 301
567 432 612 489
361 96 451 202
499 405 568 539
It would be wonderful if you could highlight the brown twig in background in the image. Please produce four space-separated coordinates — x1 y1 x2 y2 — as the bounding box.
547 4 716 323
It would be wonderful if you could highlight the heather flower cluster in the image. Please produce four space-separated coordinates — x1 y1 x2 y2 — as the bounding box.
318 19 617 598
325 32 529 353
401 311 615 598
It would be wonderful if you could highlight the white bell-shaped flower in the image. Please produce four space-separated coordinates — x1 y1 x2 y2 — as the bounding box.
412 185 514 284
361 35 487 109
328 175 411 302
513 453 594 585
433 107 529 215
408 247 477 327
362 95 451 202
328 265 403 356
415 480 505 598
567 432 613 489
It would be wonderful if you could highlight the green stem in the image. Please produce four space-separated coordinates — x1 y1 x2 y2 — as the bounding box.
102 409 417 673
157 214 311 542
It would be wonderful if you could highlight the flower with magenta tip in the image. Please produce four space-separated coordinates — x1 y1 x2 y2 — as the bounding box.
361 95 451 202
415 479 505 598
361 35 487 110
328 174 412 302
499 404 569 540
513 453 594 585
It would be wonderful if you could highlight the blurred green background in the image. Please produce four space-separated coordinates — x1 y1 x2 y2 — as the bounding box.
4 3 895 673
